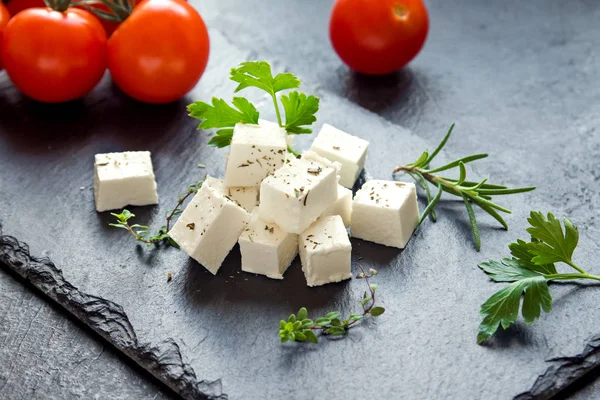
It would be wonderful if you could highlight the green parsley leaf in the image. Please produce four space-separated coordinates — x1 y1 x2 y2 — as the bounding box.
508 239 557 275
477 276 552 344
280 91 320 134
187 97 259 130
230 61 300 94
526 211 579 266
208 129 234 148
478 258 544 282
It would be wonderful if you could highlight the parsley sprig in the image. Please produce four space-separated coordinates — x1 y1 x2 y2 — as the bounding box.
187 61 319 152
278 265 385 344
477 211 600 343
393 124 536 250
109 180 204 247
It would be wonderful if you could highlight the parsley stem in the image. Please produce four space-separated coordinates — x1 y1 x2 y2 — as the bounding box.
545 273 600 282
271 93 283 127
565 260 587 275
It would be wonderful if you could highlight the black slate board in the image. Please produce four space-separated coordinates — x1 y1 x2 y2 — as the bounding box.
2 0 600 398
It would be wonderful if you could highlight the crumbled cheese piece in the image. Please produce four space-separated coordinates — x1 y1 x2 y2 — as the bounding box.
259 157 338 234
351 180 419 248
321 185 353 227
310 123 369 188
224 122 287 187
204 176 258 213
168 184 249 274
299 215 352 287
93 151 158 212
238 211 298 279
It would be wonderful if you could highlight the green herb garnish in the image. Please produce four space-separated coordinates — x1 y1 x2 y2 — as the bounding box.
109 180 204 247
187 61 319 150
477 211 600 343
393 124 535 250
278 265 384 344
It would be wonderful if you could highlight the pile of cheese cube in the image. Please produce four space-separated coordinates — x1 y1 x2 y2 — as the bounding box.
94 123 420 286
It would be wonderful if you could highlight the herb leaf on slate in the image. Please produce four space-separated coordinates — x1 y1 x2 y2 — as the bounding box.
477 211 600 343
393 124 536 250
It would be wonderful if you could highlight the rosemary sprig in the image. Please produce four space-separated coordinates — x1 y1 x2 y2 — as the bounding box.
109 180 204 247
392 124 536 250
278 265 385 343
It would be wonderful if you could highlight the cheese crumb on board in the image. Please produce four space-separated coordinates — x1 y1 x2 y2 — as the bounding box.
299 215 352 287
204 176 258 213
94 151 158 212
321 185 353 227
259 157 338 234
309 123 369 189
224 122 287 187
168 183 250 274
351 180 419 249
238 210 298 279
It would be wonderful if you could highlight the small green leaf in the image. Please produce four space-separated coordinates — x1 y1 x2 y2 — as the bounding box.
109 223 128 230
370 306 385 317
281 91 320 134
297 307 308 321
462 193 481 251
325 326 346 336
301 319 314 328
287 332 295 342
325 311 340 320
288 314 296 323
279 320 286 330
305 330 318 343
423 123 454 166
294 332 307 341
330 318 342 327
369 283 378 292
361 296 372 308
293 321 302 330
349 313 363 321
315 317 331 326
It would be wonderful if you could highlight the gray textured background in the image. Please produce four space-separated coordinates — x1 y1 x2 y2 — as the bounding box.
2 0 600 398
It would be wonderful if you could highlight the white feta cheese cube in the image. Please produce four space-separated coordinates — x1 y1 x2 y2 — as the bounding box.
321 185 353 227
224 122 287 187
310 123 369 188
94 151 158 212
238 211 298 279
168 184 249 274
203 176 258 213
350 180 419 249
259 118 293 147
299 215 352 287
259 157 338 234
301 150 342 178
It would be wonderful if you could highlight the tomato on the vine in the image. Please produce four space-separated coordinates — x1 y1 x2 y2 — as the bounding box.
107 0 209 103
2 7 107 102
0 2 9 70
329 0 429 75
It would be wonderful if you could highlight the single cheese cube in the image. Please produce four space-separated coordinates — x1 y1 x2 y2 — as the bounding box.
259 157 338 234
299 215 352 287
168 184 249 274
94 151 158 212
351 180 419 249
321 185 353 227
301 150 342 178
238 211 298 279
203 176 258 213
259 118 293 147
310 123 369 188
224 123 287 187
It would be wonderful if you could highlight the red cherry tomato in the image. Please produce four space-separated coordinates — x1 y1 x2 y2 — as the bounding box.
4 0 141 36
0 3 9 70
329 0 429 75
107 0 209 103
2 8 107 103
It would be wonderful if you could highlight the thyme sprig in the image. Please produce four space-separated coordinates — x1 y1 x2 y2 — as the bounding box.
393 124 536 250
109 180 204 247
278 265 385 343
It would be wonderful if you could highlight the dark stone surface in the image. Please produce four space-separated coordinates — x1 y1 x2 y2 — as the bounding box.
1 0 600 399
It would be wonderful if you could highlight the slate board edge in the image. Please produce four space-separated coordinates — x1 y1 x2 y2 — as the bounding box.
0 224 227 400
1 222 599 400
